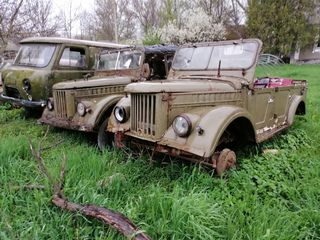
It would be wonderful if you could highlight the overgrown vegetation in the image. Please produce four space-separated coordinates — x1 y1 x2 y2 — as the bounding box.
247 0 317 55
1 65 320 239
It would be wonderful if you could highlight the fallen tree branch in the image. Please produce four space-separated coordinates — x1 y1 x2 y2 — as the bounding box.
52 195 150 240
29 127 151 240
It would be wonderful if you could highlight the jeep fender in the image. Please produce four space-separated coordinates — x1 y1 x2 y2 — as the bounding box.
89 94 124 130
159 105 256 158
287 95 305 126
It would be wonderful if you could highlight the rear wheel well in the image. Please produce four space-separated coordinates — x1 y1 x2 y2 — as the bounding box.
296 101 305 115
217 117 256 150
94 104 116 131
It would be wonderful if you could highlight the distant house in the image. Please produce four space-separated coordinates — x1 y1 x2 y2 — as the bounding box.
0 41 19 63
291 40 320 64
290 4 320 63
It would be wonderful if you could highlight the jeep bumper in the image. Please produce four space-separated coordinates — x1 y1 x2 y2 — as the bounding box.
0 93 46 108
114 132 213 166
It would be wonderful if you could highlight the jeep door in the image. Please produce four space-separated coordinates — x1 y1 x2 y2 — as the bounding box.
247 88 275 130
272 87 291 126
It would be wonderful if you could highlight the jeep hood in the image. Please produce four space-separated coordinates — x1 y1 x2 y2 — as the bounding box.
53 76 132 90
125 79 236 93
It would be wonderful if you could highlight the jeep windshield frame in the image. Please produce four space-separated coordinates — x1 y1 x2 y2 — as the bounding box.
97 49 143 71
172 41 259 71
14 43 56 68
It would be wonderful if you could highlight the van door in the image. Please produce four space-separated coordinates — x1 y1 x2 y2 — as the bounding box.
51 45 93 88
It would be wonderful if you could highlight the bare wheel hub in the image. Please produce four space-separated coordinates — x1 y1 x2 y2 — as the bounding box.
214 148 236 176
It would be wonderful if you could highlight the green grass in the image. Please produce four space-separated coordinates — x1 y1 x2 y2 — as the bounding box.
1 64 320 239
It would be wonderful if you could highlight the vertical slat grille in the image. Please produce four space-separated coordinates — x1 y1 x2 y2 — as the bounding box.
54 90 67 118
131 93 156 136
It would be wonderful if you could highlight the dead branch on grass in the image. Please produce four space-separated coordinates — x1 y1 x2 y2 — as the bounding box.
29 127 151 240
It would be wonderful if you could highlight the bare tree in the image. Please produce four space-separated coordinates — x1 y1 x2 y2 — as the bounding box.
0 0 25 51
94 0 136 41
131 0 161 35
79 10 97 40
59 0 81 38
198 0 231 23
24 0 60 37
94 0 117 41
117 0 137 40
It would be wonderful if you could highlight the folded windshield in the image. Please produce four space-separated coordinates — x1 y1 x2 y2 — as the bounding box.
14 44 56 67
172 42 259 70
97 50 142 70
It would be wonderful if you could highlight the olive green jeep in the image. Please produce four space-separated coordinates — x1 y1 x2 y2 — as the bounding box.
108 39 307 175
39 45 176 149
0 37 127 114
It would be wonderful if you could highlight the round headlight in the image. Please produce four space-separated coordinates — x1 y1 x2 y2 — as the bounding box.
47 99 54 111
77 102 86 116
114 106 126 123
172 115 192 137
23 79 31 92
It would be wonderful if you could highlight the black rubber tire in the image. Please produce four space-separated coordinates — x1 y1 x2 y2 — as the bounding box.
24 107 43 118
97 118 113 151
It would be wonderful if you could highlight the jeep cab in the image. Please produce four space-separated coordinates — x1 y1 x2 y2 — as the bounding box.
39 45 176 149
0 37 127 113
108 39 307 175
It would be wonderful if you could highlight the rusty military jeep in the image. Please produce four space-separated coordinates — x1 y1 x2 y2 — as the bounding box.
0 37 127 114
108 39 307 175
39 45 176 149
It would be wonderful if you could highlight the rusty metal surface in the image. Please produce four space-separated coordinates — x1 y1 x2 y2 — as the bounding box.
39 115 94 132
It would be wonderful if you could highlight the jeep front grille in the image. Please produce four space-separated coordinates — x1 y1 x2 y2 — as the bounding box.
54 90 67 118
131 94 157 136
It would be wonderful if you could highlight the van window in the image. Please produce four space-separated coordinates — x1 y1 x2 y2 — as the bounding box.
15 44 56 68
59 47 87 68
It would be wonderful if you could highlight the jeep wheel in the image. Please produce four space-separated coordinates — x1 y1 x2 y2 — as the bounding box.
97 118 113 151
215 148 236 176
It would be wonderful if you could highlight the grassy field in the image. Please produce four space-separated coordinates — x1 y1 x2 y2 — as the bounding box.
0 64 320 239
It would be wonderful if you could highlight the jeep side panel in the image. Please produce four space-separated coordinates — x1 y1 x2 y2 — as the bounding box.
159 105 256 158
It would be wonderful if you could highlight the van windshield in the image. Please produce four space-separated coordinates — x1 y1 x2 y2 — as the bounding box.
172 42 259 70
97 50 142 70
14 44 56 67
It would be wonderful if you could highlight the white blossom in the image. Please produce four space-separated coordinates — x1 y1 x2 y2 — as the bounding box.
160 8 226 44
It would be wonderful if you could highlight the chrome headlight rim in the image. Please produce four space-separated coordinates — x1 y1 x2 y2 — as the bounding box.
114 106 127 123
77 102 86 116
47 99 54 111
172 115 192 137
22 79 31 92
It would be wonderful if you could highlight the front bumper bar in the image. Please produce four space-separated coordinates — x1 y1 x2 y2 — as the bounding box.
0 93 46 108
39 115 94 132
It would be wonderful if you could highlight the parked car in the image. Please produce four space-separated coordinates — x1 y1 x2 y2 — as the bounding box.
107 39 307 176
39 45 176 149
0 37 128 114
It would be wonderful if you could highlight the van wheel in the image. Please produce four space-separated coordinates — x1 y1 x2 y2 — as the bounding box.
24 107 43 118
97 118 113 151
215 148 236 176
